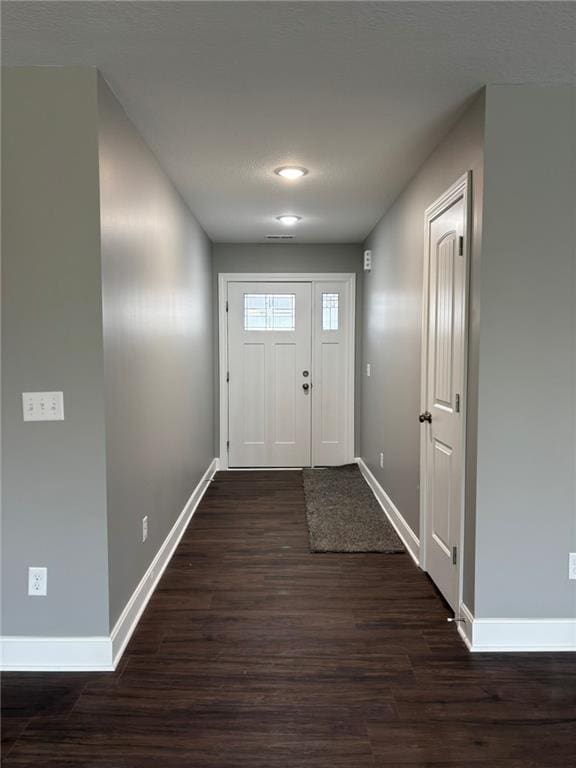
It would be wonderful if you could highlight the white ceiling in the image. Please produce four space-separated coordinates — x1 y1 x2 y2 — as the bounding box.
3 1 575 243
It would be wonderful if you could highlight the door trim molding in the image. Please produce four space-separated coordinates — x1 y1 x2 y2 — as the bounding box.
218 273 356 470
419 172 472 612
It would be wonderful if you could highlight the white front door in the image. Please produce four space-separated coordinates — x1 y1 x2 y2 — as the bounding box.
228 282 312 467
421 180 468 610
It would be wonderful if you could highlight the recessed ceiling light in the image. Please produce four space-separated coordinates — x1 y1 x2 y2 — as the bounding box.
274 166 308 180
276 215 302 226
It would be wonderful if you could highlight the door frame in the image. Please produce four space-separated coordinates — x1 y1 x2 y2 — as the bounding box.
419 172 471 614
218 272 356 470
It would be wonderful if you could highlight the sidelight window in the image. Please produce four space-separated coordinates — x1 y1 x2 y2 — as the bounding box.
322 292 339 330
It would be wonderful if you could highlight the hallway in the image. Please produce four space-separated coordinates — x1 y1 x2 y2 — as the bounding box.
3 471 575 766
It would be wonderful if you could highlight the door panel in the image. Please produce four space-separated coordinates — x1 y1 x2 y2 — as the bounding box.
431 439 452 552
423 193 467 610
433 234 456 408
228 282 312 467
242 344 265 444
273 343 297 444
320 342 340 443
312 281 352 466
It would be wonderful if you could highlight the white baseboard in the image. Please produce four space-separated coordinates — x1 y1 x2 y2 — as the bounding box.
0 636 115 672
110 457 219 666
0 457 219 672
457 602 576 652
355 457 420 565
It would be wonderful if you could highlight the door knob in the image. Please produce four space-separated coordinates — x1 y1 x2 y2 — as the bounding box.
302 383 310 392
419 411 432 423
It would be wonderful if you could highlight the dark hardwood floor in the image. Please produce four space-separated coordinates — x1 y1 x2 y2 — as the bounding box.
2 470 576 766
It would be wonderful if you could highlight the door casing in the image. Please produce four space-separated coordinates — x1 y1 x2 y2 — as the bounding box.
218 273 356 470
419 172 471 615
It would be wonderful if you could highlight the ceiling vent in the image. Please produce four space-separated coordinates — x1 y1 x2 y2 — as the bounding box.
266 235 294 240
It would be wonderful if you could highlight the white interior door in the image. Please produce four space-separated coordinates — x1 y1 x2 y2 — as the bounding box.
228 282 312 467
422 185 468 610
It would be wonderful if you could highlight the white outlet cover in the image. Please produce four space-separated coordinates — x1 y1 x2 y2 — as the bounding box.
366 363 371 377
569 553 576 580
363 249 372 271
22 392 64 422
28 566 47 596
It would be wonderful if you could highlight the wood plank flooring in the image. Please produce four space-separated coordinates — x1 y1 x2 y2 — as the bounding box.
2 470 576 766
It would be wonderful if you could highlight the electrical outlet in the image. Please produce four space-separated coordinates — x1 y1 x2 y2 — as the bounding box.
363 249 372 271
142 516 148 543
569 553 576 580
28 566 47 596
379 452 384 469
366 363 371 377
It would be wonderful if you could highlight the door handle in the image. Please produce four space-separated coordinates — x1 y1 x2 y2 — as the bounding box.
419 411 432 423
302 383 310 392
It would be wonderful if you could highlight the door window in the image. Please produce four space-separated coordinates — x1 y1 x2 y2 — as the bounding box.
321 292 339 331
244 294 296 331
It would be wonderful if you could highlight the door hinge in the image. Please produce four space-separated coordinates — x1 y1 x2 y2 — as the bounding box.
452 546 458 565
226 371 230 383
226 440 230 451
455 393 460 413
225 300 229 312
458 236 464 256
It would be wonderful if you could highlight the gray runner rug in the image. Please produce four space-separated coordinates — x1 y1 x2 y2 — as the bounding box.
302 464 405 553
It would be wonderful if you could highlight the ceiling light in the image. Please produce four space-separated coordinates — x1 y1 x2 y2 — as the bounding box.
274 166 308 180
276 215 302 226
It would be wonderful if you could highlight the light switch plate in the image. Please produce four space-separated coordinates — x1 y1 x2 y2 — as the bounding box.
22 392 64 421
366 363 371 377
569 553 576 580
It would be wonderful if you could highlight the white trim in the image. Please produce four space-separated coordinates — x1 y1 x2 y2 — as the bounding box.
456 603 576 652
0 636 114 672
226 466 304 471
218 273 356 470
218 274 230 469
419 171 472 611
219 272 356 282
456 601 474 650
356 457 420 566
110 457 219 666
0 458 219 672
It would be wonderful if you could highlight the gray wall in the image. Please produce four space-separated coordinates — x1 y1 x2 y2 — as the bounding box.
1 68 110 636
360 93 485 610
473 85 576 619
1 68 215 638
98 77 215 628
212 243 363 454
